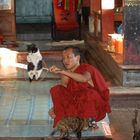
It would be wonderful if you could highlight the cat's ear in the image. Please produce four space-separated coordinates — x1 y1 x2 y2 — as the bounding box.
27 43 35 51
31 43 36 48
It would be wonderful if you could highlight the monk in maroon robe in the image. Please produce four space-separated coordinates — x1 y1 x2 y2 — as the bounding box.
49 46 111 127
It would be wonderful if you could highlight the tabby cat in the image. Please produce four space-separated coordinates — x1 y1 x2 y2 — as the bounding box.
48 116 98 140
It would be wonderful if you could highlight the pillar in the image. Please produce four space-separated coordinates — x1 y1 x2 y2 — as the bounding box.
122 0 140 86
124 0 140 65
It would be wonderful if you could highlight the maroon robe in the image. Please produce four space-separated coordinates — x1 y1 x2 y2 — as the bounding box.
50 64 111 127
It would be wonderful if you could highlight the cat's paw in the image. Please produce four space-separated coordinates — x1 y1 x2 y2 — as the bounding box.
35 69 43 80
29 78 32 82
92 123 99 130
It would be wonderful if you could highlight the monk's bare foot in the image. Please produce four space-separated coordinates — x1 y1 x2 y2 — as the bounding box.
92 123 99 130
89 118 99 129
48 107 56 119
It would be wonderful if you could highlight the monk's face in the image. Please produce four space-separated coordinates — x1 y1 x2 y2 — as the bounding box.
62 48 80 71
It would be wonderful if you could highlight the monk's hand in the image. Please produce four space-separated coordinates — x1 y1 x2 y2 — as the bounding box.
49 65 62 74
48 107 56 119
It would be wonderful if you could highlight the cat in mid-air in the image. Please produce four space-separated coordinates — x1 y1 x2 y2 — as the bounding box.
26 43 43 82
48 116 98 140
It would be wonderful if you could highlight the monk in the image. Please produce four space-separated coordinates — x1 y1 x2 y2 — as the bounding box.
49 46 111 127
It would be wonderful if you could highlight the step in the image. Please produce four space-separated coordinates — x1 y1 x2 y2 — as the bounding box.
16 23 51 41
0 48 63 80
17 33 51 41
15 40 85 52
109 86 140 95
119 65 140 87
0 59 62 81
17 51 62 63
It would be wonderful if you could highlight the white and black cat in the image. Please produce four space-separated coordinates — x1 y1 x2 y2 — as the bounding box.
27 44 43 82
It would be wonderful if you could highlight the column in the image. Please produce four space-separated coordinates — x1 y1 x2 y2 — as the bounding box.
124 0 140 65
122 0 140 86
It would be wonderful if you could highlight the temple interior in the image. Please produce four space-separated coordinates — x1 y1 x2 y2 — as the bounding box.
0 0 140 140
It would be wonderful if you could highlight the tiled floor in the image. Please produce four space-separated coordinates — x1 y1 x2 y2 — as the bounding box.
0 80 54 137
0 77 139 140
0 76 111 138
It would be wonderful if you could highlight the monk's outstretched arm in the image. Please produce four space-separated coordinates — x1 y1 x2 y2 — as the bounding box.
49 65 94 86
60 70 91 83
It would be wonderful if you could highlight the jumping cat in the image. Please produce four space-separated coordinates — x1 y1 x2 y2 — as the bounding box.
48 116 98 140
27 44 43 82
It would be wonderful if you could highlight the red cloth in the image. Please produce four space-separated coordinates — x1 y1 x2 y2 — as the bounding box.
57 0 77 12
82 0 90 7
0 33 3 45
50 64 111 127
53 0 79 30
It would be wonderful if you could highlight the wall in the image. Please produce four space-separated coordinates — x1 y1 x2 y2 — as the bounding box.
16 0 52 23
124 0 140 65
122 0 140 86
90 0 101 12
90 0 114 42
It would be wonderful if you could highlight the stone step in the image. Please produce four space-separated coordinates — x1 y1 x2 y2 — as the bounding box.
16 23 51 41
0 60 62 81
0 51 63 81
110 94 140 108
17 33 51 41
109 86 140 95
14 40 85 52
17 51 62 63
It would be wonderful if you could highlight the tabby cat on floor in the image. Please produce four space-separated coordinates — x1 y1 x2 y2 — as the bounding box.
48 116 98 140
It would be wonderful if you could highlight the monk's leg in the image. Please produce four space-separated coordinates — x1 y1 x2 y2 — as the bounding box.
78 90 106 122
50 85 69 127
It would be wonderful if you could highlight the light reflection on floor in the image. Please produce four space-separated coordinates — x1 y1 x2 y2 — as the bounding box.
0 48 18 77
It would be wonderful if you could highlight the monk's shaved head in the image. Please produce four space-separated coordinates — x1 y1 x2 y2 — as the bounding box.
63 46 81 57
